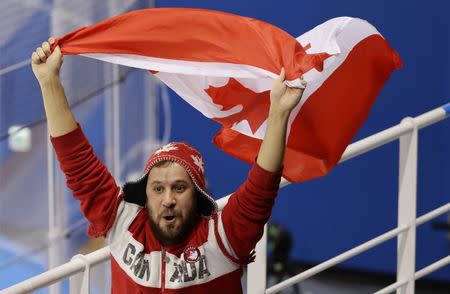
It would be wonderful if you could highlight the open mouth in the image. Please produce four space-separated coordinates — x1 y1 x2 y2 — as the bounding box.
163 215 176 221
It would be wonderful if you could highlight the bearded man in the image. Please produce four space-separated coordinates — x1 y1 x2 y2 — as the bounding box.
32 37 306 293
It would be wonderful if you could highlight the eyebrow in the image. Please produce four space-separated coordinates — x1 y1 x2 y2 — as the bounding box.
173 180 188 185
150 180 189 185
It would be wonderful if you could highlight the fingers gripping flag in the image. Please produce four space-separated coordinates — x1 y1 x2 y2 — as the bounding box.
55 8 402 182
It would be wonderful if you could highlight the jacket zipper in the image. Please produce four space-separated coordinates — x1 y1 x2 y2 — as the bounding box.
161 247 166 293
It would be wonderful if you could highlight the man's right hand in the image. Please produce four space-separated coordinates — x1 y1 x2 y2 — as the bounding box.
32 37 77 137
31 37 63 84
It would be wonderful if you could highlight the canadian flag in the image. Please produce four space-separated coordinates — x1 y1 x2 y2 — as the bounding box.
56 8 402 182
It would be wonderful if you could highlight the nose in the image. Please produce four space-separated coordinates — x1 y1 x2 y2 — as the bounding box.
162 191 176 208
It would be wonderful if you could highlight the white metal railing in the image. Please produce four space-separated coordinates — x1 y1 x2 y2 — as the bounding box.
1 103 449 294
264 103 450 294
265 203 450 294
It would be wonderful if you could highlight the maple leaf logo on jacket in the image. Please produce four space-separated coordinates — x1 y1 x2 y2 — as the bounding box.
184 247 201 263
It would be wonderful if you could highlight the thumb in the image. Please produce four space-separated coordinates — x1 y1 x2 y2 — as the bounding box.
53 45 62 56
277 67 286 82
51 45 63 63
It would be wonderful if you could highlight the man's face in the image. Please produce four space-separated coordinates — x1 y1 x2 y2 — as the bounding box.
146 162 198 246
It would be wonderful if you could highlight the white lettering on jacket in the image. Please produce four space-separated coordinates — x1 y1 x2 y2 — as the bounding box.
108 202 239 288
122 243 151 281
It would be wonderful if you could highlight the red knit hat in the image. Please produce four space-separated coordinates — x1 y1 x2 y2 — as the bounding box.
143 142 217 216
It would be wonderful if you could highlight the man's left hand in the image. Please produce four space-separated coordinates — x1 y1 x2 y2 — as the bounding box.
269 68 307 115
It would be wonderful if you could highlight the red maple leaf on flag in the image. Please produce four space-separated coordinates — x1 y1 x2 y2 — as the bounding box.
205 78 271 134
302 44 332 72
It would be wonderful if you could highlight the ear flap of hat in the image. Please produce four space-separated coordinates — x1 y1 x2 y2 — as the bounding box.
122 175 148 207
197 190 216 217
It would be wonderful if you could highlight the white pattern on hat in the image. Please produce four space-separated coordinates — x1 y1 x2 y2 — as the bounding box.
154 143 178 155
191 155 204 174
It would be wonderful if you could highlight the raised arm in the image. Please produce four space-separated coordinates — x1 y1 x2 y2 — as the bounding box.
257 68 305 172
32 38 121 237
219 69 305 261
32 37 77 137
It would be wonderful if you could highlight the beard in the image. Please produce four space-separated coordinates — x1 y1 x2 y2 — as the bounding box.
149 207 200 246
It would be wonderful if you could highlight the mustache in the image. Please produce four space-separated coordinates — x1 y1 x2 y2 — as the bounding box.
159 210 179 217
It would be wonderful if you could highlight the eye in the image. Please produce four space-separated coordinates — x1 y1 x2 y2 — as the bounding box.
174 185 186 193
153 185 164 193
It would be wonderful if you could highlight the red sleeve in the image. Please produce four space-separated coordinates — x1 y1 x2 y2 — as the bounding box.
220 162 282 260
51 125 121 237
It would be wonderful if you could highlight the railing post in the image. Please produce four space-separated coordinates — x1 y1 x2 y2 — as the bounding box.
47 128 63 294
247 224 267 294
69 272 83 294
397 117 418 294
69 254 91 294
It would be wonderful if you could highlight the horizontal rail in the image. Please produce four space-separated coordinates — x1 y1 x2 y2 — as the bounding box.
266 225 408 294
0 247 110 294
341 104 448 163
416 202 450 226
375 255 450 294
266 199 450 294
280 103 449 187
415 255 450 280
0 59 30 76
375 280 408 294
2 103 449 294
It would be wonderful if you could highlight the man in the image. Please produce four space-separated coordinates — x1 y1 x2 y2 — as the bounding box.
32 37 306 293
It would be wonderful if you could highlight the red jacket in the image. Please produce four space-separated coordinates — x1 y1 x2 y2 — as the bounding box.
51 126 282 293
